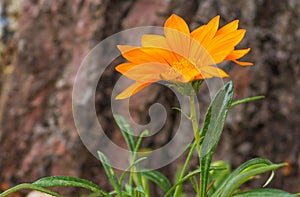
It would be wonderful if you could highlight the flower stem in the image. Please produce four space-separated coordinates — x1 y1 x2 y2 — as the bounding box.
189 95 211 197
189 96 200 154
189 95 205 197
173 141 197 196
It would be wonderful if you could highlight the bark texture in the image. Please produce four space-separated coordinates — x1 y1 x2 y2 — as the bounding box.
0 0 299 195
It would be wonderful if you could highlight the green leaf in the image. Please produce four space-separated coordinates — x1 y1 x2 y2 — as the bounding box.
192 79 204 92
164 166 226 197
212 158 278 197
198 82 233 196
209 161 231 191
119 157 147 187
0 183 62 197
114 115 136 153
134 186 144 194
231 96 265 108
200 82 234 157
142 170 172 194
233 188 296 197
189 175 199 194
219 162 286 197
130 130 149 192
98 151 122 197
33 176 108 196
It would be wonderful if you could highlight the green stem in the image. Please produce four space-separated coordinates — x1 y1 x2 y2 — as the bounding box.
189 95 204 197
173 95 201 196
189 96 200 154
189 94 212 197
0 183 62 197
200 153 213 197
130 130 148 195
173 142 197 196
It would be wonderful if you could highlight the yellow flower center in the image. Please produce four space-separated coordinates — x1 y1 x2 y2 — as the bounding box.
169 58 198 82
172 58 192 72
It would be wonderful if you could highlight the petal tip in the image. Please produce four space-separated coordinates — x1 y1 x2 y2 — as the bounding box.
115 94 127 100
211 15 221 22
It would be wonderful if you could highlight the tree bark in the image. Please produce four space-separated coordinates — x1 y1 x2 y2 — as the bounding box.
0 0 299 195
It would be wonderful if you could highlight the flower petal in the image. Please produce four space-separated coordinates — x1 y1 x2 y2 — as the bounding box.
141 34 169 49
226 48 251 60
118 45 174 65
180 67 203 82
117 45 138 53
164 14 190 35
231 59 253 66
207 29 246 64
191 15 220 46
164 14 191 58
115 82 152 100
116 62 136 74
121 62 170 82
141 36 183 65
208 29 246 52
198 65 229 78
215 20 239 36
118 45 160 63
190 37 215 66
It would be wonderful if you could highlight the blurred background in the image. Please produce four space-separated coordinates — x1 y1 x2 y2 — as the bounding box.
0 0 299 196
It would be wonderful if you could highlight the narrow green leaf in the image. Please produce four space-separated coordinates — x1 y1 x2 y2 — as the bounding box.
33 176 108 196
129 130 149 193
114 115 136 153
124 184 132 194
233 188 296 197
98 151 122 197
200 152 213 196
133 185 145 197
134 130 149 153
230 96 265 108
119 157 147 187
134 186 144 193
209 161 231 192
200 81 234 157
172 107 191 120
212 158 276 197
189 175 199 194
221 163 285 197
199 107 211 142
0 183 62 197
142 170 171 194
173 142 196 197
164 166 225 197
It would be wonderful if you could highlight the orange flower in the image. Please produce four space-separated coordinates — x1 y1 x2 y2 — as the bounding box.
115 14 252 99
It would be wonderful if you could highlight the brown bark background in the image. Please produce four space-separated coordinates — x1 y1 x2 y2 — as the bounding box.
0 0 299 196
